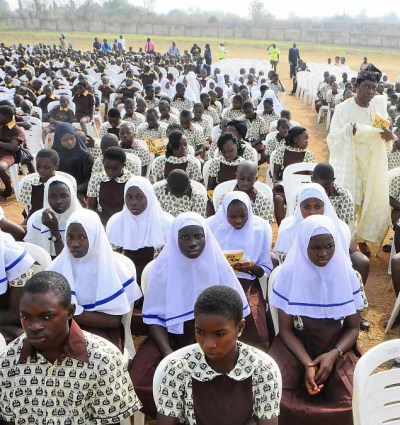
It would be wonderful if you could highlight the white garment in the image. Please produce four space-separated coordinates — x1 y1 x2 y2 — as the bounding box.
47 209 141 315
256 88 282 114
107 176 173 250
271 215 364 319
24 175 82 256
0 231 34 295
274 183 351 255
142 212 250 334
327 95 390 243
207 191 273 280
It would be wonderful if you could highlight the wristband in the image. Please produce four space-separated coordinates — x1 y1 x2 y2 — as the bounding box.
334 346 343 359
49 233 62 242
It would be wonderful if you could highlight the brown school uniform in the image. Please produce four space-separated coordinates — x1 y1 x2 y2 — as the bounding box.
0 122 25 166
269 316 360 425
48 106 76 124
73 90 94 120
38 95 57 120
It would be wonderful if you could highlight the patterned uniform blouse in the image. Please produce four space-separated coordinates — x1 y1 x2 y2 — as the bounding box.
156 342 280 424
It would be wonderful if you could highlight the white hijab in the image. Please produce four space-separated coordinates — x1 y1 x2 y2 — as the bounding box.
25 175 82 256
256 88 282 114
274 183 351 255
48 209 142 315
0 231 35 295
143 212 250 334
271 215 364 319
207 191 273 279
106 176 173 251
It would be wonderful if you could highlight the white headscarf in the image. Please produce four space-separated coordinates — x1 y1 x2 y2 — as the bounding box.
106 176 173 251
207 191 273 279
274 183 351 255
143 212 250 334
48 209 142 315
271 215 364 319
256 88 282 114
216 74 226 90
24 175 82 256
0 232 35 295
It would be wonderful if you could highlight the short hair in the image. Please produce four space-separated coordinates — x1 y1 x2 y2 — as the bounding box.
146 108 158 116
263 98 273 106
227 119 248 139
166 130 184 157
232 94 243 103
107 108 121 119
36 148 59 166
166 123 184 137
100 133 119 150
194 285 243 324
76 81 87 89
313 162 335 181
175 82 185 91
167 169 190 193
0 105 14 120
180 109 192 119
23 271 72 308
200 92 210 102
193 102 204 110
280 109 291 119
119 121 135 132
277 118 289 129
103 146 126 164
242 101 254 110
285 126 307 146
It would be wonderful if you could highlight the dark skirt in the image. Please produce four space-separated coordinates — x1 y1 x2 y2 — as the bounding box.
239 277 269 350
163 160 187 179
268 316 360 425
130 320 196 418
98 179 125 225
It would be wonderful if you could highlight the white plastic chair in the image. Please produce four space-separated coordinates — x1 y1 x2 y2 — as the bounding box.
282 162 317 216
267 266 281 335
24 117 44 156
150 156 166 180
266 149 278 187
353 339 400 425
32 106 42 121
0 333 6 354
47 100 76 115
202 160 211 188
212 179 236 210
17 241 52 273
55 88 73 98
153 343 282 405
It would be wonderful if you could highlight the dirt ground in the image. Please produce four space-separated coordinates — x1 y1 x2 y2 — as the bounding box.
2 35 400 355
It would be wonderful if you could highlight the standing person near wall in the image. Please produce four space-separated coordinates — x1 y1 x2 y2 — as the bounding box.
268 43 280 72
288 43 300 78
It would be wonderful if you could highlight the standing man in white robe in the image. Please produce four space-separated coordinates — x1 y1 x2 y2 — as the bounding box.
327 65 396 256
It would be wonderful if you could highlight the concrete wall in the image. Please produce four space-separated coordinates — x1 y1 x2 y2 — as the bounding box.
2 17 400 48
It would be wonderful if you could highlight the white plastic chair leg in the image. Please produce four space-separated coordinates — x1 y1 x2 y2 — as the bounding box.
133 411 145 425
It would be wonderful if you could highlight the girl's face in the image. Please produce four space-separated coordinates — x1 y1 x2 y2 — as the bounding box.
178 225 206 259
60 132 77 149
48 182 71 214
227 200 248 230
195 313 244 363
173 135 188 157
300 197 324 218
36 157 57 182
307 234 335 267
125 186 148 215
221 140 238 161
294 131 309 149
67 223 89 258
277 123 289 137
263 103 273 114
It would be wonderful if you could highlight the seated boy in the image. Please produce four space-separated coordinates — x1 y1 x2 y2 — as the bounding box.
88 146 131 225
37 84 57 121
119 122 151 177
154 169 206 217
42 95 76 143
99 107 127 138
0 271 141 423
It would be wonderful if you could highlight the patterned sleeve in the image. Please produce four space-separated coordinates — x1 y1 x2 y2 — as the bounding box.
252 358 281 420
99 123 109 138
87 174 101 198
187 159 202 182
139 148 151 167
92 347 141 423
156 358 186 418
192 191 207 218
264 138 278 157
355 271 368 310
273 148 285 166
253 193 274 223
136 125 145 140
91 158 103 175
305 150 316 163
389 175 400 199
337 190 356 224
19 180 33 210
152 157 166 180
208 159 220 178
8 266 34 288
125 158 140 176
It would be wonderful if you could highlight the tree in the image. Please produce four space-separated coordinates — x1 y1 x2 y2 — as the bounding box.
248 0 265 20
142 0 155 14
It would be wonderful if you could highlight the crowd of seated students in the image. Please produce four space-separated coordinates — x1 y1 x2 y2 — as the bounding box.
0 40 396 424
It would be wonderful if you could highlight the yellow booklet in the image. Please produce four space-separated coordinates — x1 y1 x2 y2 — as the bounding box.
223 250 244 266
373 114 391 130
144 136 168 155
207 189 214 200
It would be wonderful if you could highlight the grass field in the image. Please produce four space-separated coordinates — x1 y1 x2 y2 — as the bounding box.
1 29 400 80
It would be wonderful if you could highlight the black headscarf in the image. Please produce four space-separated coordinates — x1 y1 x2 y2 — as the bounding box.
357 64 382 85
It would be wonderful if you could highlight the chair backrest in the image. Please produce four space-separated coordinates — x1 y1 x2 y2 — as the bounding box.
389 167 400 183
17 241 52 273
353 339 400 425
24 119 44 156
254 181 273 206
47 100 76 114
202 160 211 188
140 259 154 295
32 106 42 121
0 333 6 355
267 266 281 335
152 343 282 405
212 179 236 210
55 89 73 98
282 162 317 216
150 155 166 179
266 149 278 187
